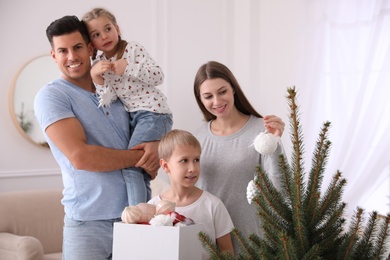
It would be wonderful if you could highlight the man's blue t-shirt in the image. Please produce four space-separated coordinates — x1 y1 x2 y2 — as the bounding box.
34 78 130 221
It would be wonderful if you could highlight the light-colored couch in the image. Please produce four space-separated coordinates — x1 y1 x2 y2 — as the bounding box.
0 189 63 260
0 178 170 260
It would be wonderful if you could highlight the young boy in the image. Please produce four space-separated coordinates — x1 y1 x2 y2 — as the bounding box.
148 129 234 259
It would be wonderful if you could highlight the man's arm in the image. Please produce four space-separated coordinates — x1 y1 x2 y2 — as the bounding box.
46 117 143 172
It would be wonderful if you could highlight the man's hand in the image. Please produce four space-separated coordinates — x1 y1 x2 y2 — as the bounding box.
131 141 160 179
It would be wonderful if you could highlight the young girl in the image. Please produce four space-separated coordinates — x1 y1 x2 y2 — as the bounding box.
82 8 173 205
148 129 234 259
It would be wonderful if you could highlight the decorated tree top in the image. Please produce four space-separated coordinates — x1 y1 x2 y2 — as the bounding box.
199 86 390 260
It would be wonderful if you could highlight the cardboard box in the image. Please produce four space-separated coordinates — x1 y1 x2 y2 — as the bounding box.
113 222 203 260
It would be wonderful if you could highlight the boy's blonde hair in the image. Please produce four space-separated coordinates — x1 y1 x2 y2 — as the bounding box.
159 130 201 160
82 7 127 60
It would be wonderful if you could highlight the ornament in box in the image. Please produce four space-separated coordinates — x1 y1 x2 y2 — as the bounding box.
121 203 156 224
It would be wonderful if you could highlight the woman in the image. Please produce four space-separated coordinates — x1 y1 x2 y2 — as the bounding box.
193 61 285 254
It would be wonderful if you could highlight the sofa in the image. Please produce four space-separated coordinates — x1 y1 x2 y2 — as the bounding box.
0 177 169 260
0 189 63 260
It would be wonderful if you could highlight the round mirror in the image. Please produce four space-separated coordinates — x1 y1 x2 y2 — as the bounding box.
9 55 59 148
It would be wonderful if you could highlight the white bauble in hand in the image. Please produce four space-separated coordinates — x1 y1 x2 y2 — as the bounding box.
253 132 280 155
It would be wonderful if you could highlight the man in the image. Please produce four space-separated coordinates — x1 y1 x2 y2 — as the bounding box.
34 15 159 259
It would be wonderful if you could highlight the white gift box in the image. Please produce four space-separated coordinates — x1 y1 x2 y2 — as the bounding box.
113 222 203 260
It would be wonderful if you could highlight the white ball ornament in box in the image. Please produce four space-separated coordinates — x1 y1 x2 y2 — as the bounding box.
121 203 157 224
149 214 175 226
136 203 157 222
156 200 176 215
253 132 280 155
121 205 142 224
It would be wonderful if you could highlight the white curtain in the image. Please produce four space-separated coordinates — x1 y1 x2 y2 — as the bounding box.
298 0 390 217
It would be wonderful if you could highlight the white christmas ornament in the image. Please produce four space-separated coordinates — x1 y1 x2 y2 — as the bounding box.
246 179 259 204
253 132 280 155
149 214 175 226
97 88 117 108
121 205 142 224
156 200 176 215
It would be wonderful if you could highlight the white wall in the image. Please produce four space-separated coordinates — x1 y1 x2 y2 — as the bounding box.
0 0 305 192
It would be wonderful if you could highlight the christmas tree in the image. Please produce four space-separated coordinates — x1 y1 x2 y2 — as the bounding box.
199 86 390 259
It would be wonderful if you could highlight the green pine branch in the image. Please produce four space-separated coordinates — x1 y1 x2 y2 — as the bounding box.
200 86 390 259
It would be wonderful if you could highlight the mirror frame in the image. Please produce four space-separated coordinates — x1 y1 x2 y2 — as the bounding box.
9 55 55 148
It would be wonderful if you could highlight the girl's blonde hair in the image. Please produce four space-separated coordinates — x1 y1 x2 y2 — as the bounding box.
159 130 201 160
82 7 127 60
